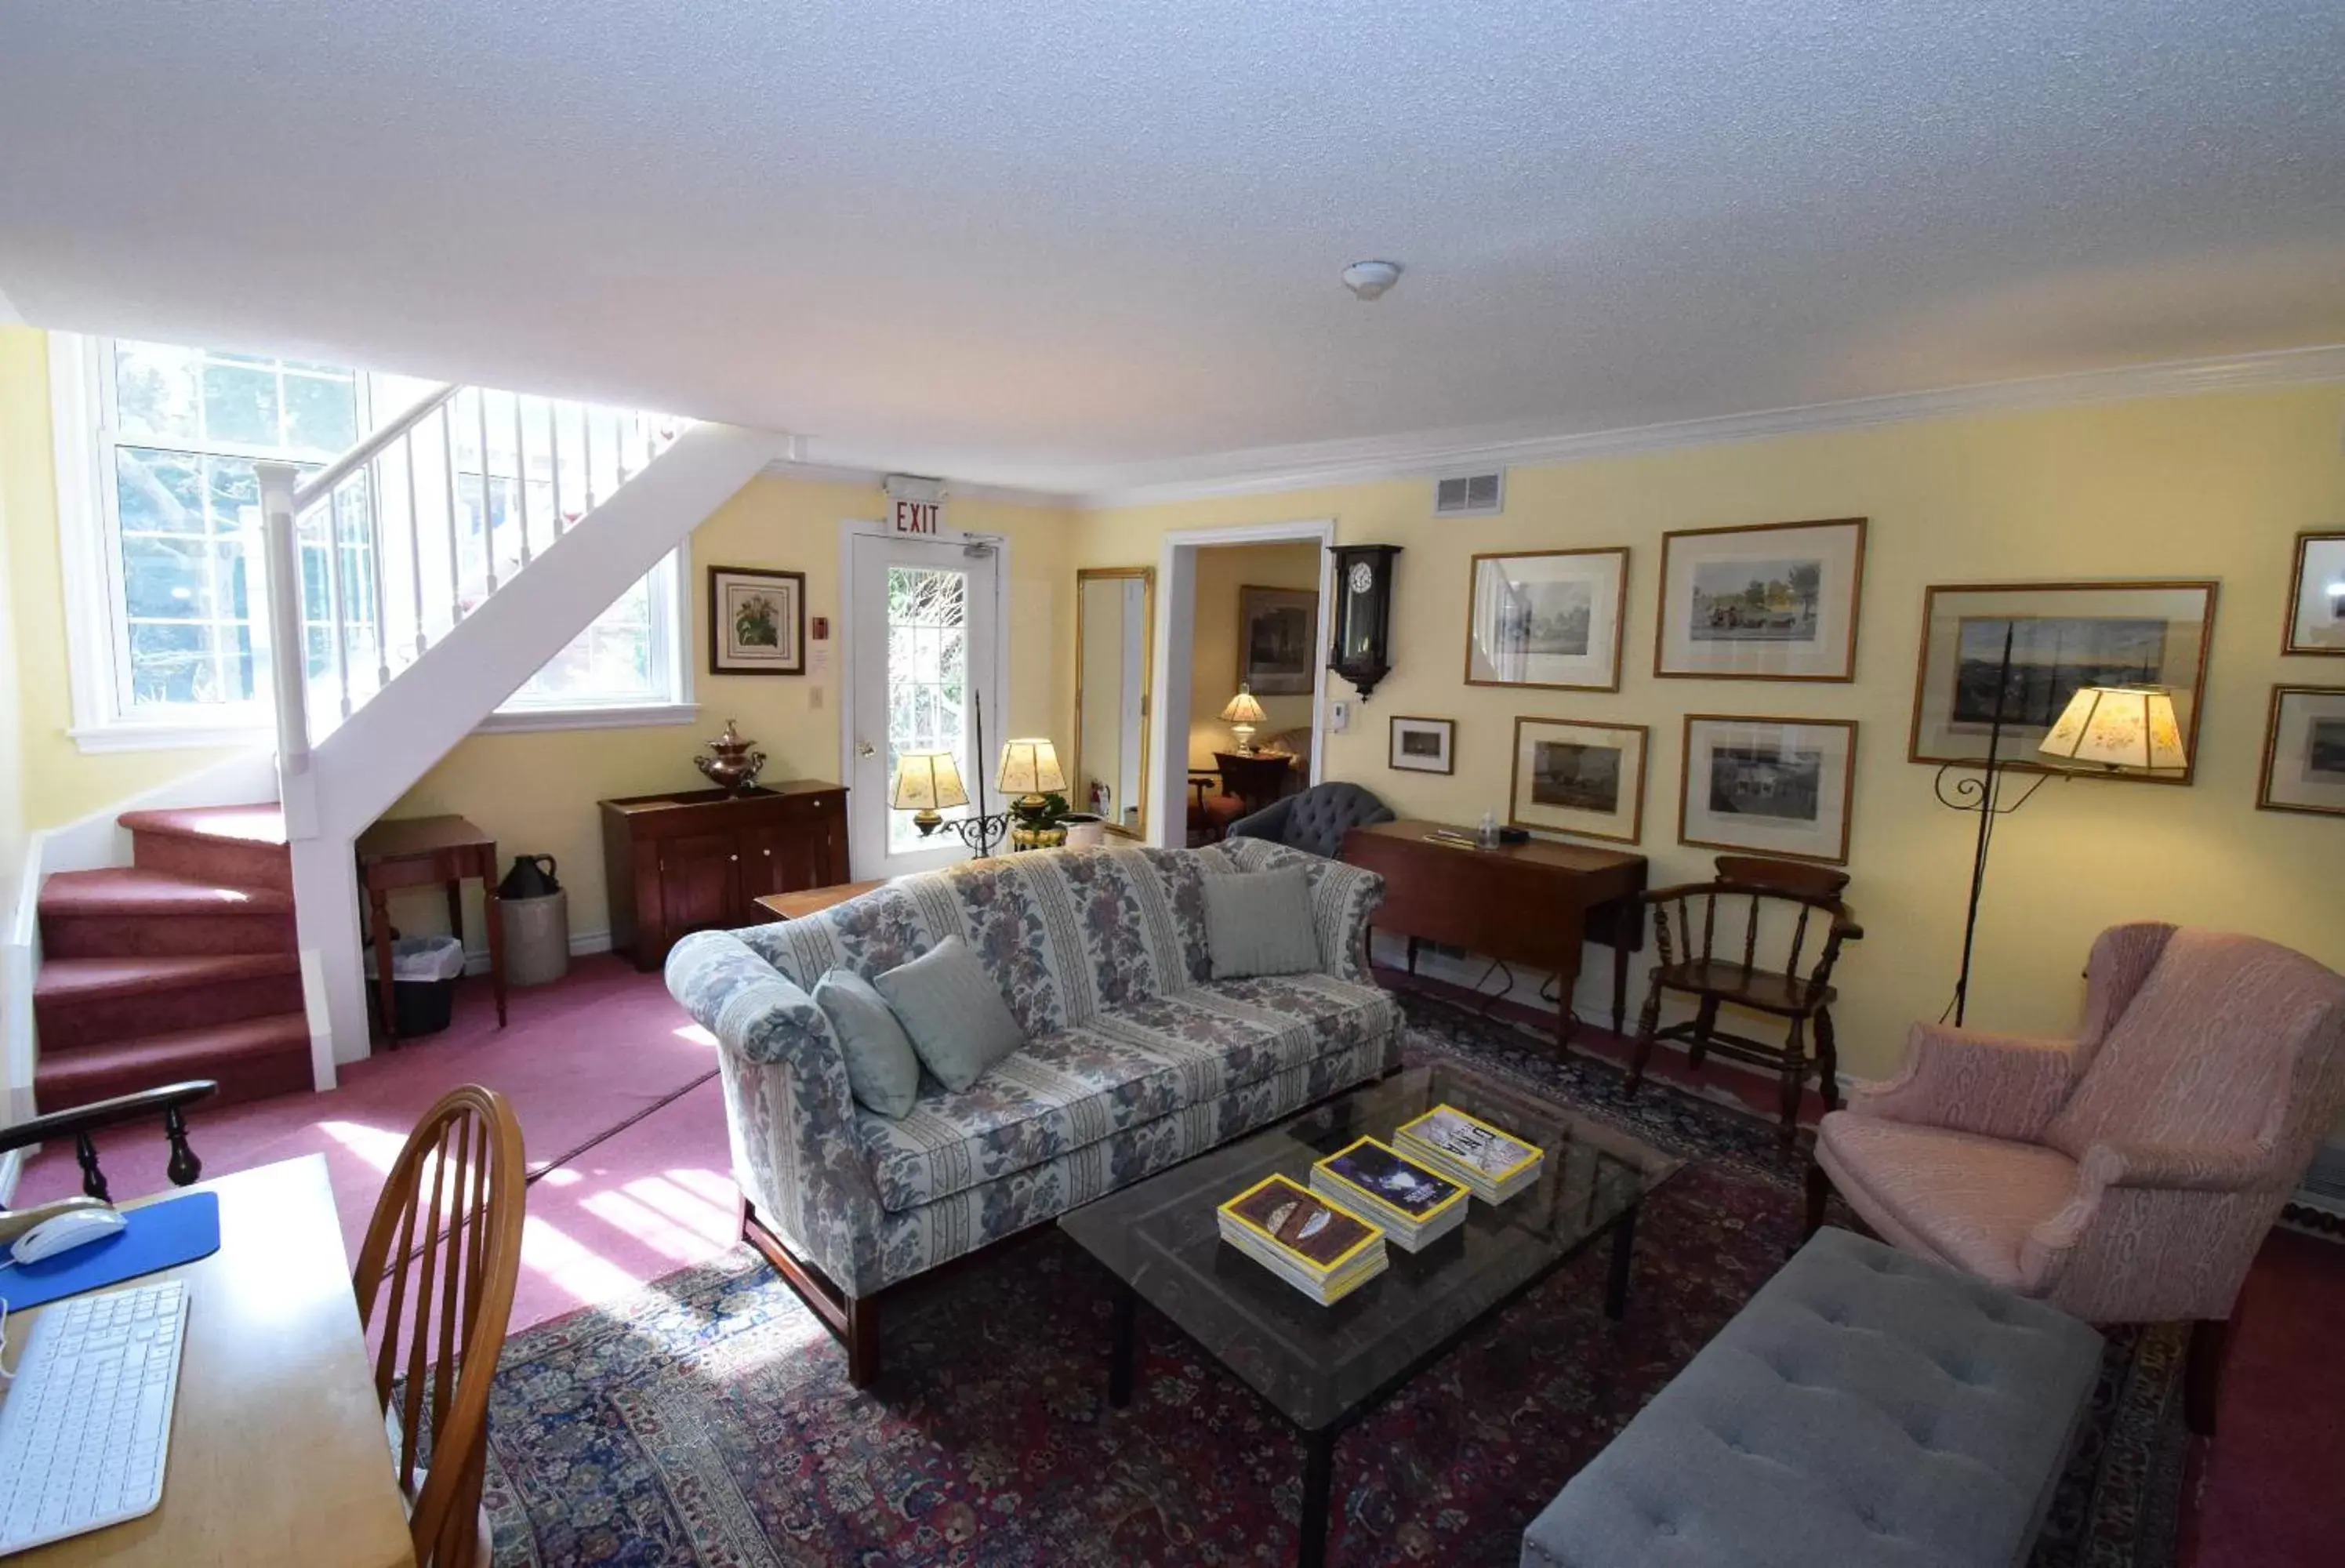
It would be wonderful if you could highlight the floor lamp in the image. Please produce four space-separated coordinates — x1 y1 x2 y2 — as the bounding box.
1934 626 2187 1025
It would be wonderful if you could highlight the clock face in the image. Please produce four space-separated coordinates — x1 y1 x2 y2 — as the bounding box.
1349 561 1375 595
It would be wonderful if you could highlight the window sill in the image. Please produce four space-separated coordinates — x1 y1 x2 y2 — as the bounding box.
71 702 702 752
473 702 702 735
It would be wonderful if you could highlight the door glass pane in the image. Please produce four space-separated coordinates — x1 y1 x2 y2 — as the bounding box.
885 565 969 853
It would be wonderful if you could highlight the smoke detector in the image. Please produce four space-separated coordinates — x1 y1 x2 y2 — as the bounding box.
1341 260 1402 301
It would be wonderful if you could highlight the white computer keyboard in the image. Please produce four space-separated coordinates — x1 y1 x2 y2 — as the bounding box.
0 1280 188 1555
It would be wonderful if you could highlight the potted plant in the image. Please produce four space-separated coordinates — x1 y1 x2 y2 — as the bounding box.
1010 790 1073 851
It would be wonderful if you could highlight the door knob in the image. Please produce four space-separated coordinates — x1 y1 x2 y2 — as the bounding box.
857 740 876 759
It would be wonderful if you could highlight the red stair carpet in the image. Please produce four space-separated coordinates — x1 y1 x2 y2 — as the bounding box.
33 804 310 1109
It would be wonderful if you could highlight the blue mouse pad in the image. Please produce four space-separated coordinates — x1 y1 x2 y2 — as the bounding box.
0 1192 222 1312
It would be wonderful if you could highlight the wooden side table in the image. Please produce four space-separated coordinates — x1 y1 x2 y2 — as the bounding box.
355 815 506 1047
1212 750 1296 818
754 878 891 923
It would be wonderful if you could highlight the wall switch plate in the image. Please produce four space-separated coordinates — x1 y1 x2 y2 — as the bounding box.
1330 699 1350 732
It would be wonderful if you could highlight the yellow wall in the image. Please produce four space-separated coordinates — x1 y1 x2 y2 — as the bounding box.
1189 541 1320 767
0 328 241 834
1078 383 2345 1078
381 479 1072 942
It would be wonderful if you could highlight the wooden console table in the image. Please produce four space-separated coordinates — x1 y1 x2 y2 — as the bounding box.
1341 819 1647 1047
601 782 849 970
755 878 890 922
355 814 505 1047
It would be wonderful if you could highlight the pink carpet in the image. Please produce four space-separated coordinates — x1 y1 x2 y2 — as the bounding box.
14 954 740 1333
13 954 2341 1562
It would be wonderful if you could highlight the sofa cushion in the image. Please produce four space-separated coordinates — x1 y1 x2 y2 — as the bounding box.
1817 1114 2078 1292
874 935 1025 1093
1202 866 1322 979
811 970 922 1120
856 974 1401 1213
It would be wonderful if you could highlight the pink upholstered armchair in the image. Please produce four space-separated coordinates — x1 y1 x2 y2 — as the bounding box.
1808 922 2345 1435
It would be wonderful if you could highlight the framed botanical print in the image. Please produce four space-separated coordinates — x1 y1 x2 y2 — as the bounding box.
1679 714 1857 865
1509 717 1648 844
1464 547 1629 691
2258 685 2345 816
708 565 806 675
1655 517 1865 681
2282 532 2345 655
1239 585 1319 696
1388 715 1455 775
1908 580 2217 785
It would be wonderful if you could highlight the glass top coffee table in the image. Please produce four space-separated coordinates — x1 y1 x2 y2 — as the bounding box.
1058 1062 1682 1566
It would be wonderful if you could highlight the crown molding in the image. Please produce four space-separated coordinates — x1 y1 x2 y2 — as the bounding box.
754 455 1078 510
1068 343 2345 510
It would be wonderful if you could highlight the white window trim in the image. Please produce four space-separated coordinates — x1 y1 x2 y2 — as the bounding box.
49 332 695 752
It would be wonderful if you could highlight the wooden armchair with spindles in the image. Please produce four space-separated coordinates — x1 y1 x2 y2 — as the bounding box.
1624 856 1862 1142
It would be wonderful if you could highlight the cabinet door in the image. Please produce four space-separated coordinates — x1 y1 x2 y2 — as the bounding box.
739 825 797 919
657 831 742 943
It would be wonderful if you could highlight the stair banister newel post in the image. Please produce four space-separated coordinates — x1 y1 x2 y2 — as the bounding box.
251 460 314 832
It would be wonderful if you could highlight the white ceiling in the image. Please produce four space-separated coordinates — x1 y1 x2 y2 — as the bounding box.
2 2 2342 497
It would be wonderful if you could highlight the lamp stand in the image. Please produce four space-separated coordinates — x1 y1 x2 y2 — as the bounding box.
1933 622 2053 1025
911 687 1013 858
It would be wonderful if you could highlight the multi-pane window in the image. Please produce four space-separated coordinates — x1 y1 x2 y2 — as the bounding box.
82 339 681 728
885 565 971 851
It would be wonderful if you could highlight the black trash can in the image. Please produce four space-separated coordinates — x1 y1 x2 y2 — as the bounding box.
366 935 467 1036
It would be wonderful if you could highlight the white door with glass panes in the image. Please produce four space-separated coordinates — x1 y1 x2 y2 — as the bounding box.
847 531 1004 877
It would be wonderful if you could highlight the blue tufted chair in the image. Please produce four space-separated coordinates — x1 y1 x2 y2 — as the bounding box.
1227 781 1394 859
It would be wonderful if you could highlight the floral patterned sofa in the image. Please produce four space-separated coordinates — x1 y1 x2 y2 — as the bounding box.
666 838 1400 1384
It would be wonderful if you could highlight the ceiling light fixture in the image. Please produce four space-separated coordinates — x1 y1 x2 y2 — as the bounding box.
1341 260 1402 301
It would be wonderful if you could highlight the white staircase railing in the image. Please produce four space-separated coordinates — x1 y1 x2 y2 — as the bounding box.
252 387 686 748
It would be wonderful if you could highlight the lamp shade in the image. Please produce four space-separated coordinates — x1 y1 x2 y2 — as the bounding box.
1219 685 1267 725
996 738 1066 797
891 750 969 811
2037 685 2188 772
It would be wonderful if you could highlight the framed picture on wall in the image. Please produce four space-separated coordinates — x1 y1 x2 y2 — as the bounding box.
1464 547 1629 691
708 565 807 675
1679 714 1857 864
1388 715 1455 774
1655 517 1866 681
1908 580 2217 784
2282 532 2345 655
1239 585 1319 696
2258 684 2345 816
1508 717 1648 844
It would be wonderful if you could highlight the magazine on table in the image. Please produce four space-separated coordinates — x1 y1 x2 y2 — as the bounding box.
1309 1137 1469 1252
1217 1173 1388 1303
1394 1104 1546 1203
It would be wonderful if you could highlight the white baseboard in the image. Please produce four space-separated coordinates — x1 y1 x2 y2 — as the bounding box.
456 927 614 977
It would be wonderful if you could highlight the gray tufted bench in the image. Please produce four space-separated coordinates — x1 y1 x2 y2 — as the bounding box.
1521 1227 2102 1568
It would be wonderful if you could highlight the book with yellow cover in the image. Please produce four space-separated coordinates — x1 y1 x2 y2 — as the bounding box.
1216 1173 1388 1302
1393 1104 1545 1203
1309 1137 1469 1252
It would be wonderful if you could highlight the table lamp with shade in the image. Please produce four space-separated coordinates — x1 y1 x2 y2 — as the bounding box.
999 737 1069 848
891 750 969 837
1220 685 1267 753
1935 652 2190 1025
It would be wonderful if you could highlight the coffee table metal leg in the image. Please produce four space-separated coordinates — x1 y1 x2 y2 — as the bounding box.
1606 1206 1638 1320
1109 1281 1137 1409
1299 1428 1334 1568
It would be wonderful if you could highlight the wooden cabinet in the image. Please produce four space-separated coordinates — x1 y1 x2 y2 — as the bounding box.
600 781 850 970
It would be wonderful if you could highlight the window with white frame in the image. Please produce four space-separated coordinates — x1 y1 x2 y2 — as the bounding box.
60 336 688 744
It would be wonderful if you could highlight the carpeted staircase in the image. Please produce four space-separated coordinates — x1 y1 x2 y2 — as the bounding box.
33 804 310 1109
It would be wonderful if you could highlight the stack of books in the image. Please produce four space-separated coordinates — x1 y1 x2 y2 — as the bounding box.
1395 1104 1545 1204
1217 1174 1388 1305
1309 1137 1469 1252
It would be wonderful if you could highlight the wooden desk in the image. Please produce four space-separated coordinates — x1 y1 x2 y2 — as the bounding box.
1342 819 1648 1047
755 877 891 922
1212 750 1296 818
356 814 504 1047
6 1156 415 1568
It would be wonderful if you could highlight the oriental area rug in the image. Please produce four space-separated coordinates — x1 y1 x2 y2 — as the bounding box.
477 997 2187 1566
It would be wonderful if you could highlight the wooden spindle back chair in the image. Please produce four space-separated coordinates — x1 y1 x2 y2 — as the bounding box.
352 1085 526 1568
1625 856 1863 1142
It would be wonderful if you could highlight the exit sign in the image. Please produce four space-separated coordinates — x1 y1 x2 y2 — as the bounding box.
892 498 943 535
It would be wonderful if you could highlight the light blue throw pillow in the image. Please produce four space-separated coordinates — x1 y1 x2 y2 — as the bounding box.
873 935 1025 1092
1202 866 1323 979
812 970 923 1119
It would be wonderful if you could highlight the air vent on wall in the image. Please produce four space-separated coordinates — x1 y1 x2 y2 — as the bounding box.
1433 470 1505 517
